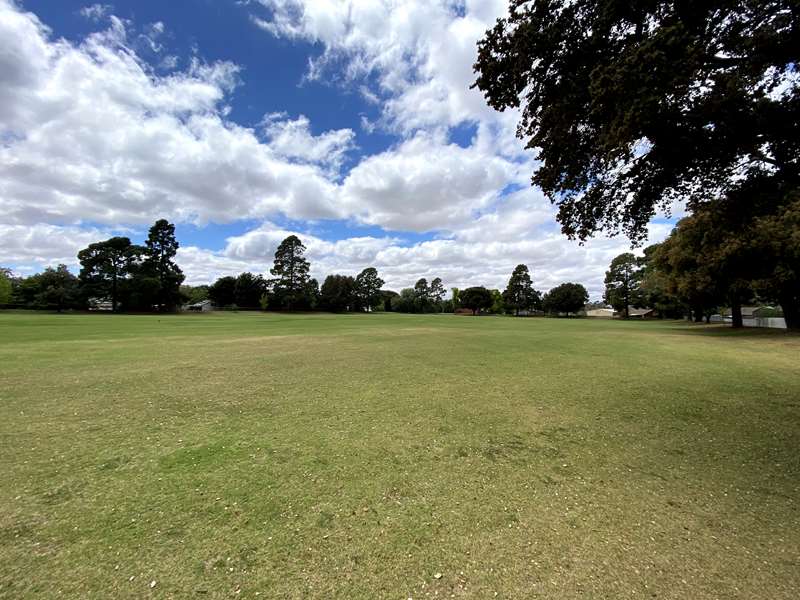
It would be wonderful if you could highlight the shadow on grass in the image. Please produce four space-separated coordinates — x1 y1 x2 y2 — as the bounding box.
666 321 799 339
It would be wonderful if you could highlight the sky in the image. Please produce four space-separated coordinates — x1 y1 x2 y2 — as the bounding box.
0 0 676 299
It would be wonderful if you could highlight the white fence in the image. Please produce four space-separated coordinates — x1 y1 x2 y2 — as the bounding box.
743 317 787 329
709 315 787 329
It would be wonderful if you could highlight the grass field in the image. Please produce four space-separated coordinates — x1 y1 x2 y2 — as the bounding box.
1 312 799 599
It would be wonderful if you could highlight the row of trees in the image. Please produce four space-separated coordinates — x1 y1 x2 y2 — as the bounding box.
1 220 185 312
2 224 593 317
602 198 798 329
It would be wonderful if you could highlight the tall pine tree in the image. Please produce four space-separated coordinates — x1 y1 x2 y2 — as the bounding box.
143 219 184 310
270 235 311 310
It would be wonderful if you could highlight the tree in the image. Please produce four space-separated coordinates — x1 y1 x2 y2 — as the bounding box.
429 277 446 312
0 268 12 305
208 276 237 307
320 274 356 312
413 278 431 312
603 253 643 318
653 207 752 327
474 1 799 244
304 278 320 310
502 264 541 315
234 272 267 308
543 283 589 316
747 193 800 329
143 219 184 311
270 235 311 310
459 286 493 315
637 245 685 319
392 288 418 313
35 265 80 312
78 237 144 312
451 287 460 307
380 290 399 312
181 284 209 305
355 267 385 312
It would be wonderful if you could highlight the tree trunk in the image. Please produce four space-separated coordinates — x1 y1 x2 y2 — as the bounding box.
112 272 118 313
779 294 800 330
692 305 703 322
704 314 710 324
731 302 743 328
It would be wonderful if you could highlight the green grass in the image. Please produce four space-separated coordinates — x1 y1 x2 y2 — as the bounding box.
1 311 799 599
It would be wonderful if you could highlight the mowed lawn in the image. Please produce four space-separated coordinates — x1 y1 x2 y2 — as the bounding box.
1 313 799 599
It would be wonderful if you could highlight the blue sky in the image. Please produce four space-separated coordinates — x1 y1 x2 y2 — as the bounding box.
0 0 673 297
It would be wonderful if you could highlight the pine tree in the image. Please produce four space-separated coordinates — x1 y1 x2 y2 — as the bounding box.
270 235 311 310
143 219 184 310
502 264 540 316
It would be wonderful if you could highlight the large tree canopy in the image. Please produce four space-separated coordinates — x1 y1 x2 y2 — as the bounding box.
474 0 799 242
77 237 143 312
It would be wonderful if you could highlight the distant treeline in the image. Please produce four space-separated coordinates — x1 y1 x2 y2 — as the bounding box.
0 220 591 316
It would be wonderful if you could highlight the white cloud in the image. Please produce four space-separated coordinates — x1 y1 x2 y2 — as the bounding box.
0 223 109 271
250 0 510 134
0 0 675 301
261 113 356 174
340 132 517 231
79 4 112 22
0 1 348 228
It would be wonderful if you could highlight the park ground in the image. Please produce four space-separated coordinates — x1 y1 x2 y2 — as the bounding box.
0 311 799 599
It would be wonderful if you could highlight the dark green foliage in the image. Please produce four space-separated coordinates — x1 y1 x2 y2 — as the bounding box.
208 276 237 307
413 278 431 312
429 277 446 311
0 268 11 305
603 253 643 318
474 1 799 243
234 272 267 309
181 285 209 305
391 288 418 313
380 290 399 312
502 264 541 315
77 237 144 312
459 286 493 315
637 245 686 319
320 274 356 312
11 265 81 311
270 235 312 310
746 192 800 329
142 219 185 311
542 283 589 316
355 267 385 311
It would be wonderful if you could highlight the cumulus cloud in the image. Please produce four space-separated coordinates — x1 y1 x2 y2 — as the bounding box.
0 0 674 300
0 223 110 271
261 113 356 175
250 0 510 133
340 132 518 231
0 1 343 228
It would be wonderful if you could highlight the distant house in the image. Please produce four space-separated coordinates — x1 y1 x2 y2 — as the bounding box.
586 308 614 318
613 306 654 319
185 299 213 312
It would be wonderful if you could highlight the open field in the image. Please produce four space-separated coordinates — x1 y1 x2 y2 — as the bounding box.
1 312 799 598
